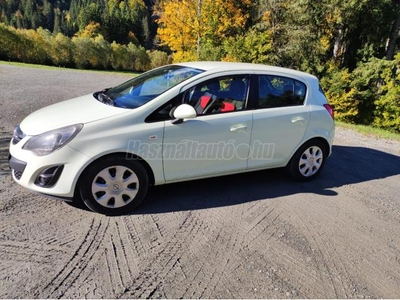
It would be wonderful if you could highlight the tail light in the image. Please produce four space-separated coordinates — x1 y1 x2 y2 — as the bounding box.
323 104 334 119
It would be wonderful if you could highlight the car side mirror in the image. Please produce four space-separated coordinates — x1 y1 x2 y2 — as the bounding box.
172 104 197 124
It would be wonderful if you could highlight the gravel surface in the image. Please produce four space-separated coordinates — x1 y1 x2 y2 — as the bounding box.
1 63 400 298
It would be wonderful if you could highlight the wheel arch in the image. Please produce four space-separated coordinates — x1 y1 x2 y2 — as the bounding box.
73 152 155 199
285 137 330 181
287 136 331 167
305 136 331 156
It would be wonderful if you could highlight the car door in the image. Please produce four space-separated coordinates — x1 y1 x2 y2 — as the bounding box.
162 74 253 182
248 74 311 169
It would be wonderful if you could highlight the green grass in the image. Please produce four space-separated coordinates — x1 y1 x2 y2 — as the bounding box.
336 121 400 141
0 60 136 76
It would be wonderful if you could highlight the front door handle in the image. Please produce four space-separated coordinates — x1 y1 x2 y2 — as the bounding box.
230 125 247 133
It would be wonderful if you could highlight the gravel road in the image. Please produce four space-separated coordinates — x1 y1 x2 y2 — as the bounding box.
1 63 400 298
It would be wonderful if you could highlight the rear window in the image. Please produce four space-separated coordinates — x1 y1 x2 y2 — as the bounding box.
258 75 306 108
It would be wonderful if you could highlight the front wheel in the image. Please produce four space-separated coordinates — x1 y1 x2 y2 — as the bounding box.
286 140 327 181
78 155 149 215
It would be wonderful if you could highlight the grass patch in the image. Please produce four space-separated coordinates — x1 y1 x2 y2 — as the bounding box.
0 60 137 77
336 121 400 141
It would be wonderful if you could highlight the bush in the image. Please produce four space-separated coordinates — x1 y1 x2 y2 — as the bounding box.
110 42 131 70
222 29 273 64
148 50 171 69
350 58 389 125
52 33 75 67
320 63 359 122
128 43 150 71
373 54 400 132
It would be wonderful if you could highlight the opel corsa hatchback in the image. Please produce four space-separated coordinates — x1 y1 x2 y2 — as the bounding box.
9 62 335 215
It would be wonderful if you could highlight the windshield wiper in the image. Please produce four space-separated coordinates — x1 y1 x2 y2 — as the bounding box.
94 88 114 106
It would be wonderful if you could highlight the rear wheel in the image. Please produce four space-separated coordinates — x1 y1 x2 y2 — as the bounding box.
79 155 148 215
286 140 327 181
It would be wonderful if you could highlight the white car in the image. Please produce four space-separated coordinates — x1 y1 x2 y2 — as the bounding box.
9 62 335 215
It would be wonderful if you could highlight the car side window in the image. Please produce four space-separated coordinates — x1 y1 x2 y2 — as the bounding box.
184 75 249 115
145 74 250 122
258 75 306 109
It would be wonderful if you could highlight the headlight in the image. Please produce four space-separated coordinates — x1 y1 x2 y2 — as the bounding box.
23 124 83 156
12 125 26 144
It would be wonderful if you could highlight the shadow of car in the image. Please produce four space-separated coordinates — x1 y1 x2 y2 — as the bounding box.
134 145 400 214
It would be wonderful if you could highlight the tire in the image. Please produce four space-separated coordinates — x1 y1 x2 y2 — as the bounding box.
79 155 149 215
286 140 327 181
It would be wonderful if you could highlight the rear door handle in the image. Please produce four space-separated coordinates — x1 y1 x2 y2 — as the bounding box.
230 125 247 133
291 117 305 124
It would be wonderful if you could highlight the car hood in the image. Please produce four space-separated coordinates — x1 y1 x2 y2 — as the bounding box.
20 94 128 135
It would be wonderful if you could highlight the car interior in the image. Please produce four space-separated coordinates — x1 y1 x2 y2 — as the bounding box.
191 76 249 115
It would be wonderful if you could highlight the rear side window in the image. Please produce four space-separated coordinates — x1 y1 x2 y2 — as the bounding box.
258 75 306 108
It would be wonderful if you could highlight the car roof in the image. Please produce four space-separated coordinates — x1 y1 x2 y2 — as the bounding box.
176 61 318 81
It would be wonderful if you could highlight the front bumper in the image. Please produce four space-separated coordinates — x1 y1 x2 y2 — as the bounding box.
9 156 27 180
9 139 91 198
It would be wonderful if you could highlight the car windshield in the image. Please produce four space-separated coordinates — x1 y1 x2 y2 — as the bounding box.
95 65 204 109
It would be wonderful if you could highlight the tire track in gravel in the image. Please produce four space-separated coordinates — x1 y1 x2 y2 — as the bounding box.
161 199 292 298
119 212 183 265
176 205 245 298
329 190 400 295
291 192 400 298
237 201 281 249
97 218 141 295
128 214 165 258
57 217 142 299
206 198 323 298
119 211 208 299
232 202 310 298
1 193 81 243
0 241 70 265
126 199 281 298
0 131 11 177
192 201 282 298
289 204 348 298
39 217 110 298
0 194 108 298
132 200 288 298
120 216 149 259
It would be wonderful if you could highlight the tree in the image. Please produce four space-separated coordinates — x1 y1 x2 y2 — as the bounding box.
78 21 101 38
0 24 25 61
156 0 202 61
52 32 75 67
201 0 252 42
350 58 390 124
374 53 400 131
128 42 150 71
148 50 171 68
53 8 62 34
325 0 398 69
386 0 400 60
72 36 98 68
110 41 130 70
222 28 273 64
156 0 252 62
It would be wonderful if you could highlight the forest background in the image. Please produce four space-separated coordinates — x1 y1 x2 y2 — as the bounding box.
1 0 399 132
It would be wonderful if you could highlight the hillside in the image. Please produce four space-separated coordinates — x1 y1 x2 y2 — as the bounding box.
0 0 157 46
